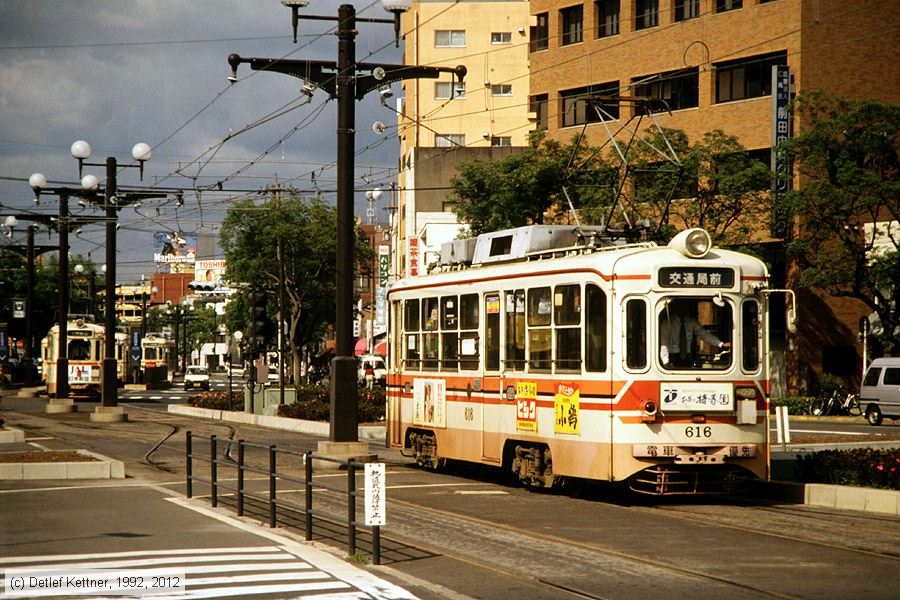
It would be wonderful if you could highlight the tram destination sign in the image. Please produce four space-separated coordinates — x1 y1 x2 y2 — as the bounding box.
658 267 734 288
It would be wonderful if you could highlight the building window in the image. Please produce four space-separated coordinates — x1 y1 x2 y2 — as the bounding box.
560 5 584 46
435 30 466 47
635 0 658 30
595 0 619 38
491 136 512 147
560 81 619 127
491 32 512 44
530 12 549 52
675 0 699 21
491 84 513 96
435 81 466 100
716 0 742 12
530 93 549 130
715 51 787 103
435 134 465 147
633 68 699 113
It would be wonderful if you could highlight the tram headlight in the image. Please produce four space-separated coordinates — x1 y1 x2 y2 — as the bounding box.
735 386 758 399
670 228 712 259
640 399 659 423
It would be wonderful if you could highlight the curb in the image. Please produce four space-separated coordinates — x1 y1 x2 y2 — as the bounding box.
0 426 26 444
0 449 125 480
166 404 386 441
758 479 900 516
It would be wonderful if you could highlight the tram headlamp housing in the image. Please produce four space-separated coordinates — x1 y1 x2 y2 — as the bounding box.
640 399 659 423
670 228 712 259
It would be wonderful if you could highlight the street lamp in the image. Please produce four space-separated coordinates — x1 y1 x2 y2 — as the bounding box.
228 1 465 448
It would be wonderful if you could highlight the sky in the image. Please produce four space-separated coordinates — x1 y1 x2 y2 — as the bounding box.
0 0 405 282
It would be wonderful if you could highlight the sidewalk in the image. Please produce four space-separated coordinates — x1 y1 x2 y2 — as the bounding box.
0 482 418 599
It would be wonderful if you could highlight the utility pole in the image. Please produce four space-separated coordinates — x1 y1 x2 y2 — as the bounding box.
228 3 465 450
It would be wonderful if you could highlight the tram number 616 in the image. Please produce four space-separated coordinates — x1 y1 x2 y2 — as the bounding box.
685 425 712 438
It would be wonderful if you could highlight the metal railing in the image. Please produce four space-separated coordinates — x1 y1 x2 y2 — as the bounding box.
185 431 383 564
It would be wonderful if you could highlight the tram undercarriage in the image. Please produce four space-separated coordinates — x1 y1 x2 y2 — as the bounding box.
627 463 755 495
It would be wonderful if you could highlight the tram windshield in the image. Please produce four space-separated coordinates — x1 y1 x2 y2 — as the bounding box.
144 347 159 360
68 340 92 361
658 297 732 371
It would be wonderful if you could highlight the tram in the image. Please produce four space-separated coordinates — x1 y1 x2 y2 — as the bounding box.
141 332 176 384
41 316 107 399
386 225 795 495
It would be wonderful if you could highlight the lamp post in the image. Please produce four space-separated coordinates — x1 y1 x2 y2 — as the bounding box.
228 1 465 445
71 140 152 409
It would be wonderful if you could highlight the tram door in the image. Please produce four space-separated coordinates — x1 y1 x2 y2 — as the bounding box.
481 292 503 461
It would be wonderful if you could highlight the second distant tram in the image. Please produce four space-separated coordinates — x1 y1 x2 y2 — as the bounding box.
386 225 794 495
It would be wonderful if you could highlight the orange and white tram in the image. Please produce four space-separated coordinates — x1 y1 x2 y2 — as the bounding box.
41 316 106 399
141 332 176 381
386 225 794 495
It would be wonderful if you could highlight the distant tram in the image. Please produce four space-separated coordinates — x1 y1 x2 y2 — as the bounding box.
141 332 176 384
41 316 107 399
386 226 795 495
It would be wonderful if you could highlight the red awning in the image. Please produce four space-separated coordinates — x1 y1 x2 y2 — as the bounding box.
374 341 387 356
354 338 368 356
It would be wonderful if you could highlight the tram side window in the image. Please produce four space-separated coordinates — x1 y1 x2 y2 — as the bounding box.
485 293 501 370
528 287 552 371
626 299 647 369
422 297 439 370
585 284 607 372
505 290 526 370
69 340 91 361
404 299 420 369
554 284 581 372
441 295 459 371
742 301 760 372
459 293 480 370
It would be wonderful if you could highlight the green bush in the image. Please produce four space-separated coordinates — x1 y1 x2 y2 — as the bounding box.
770 396 812 415
188 391 242 410
797 448 900 490
277 384 385 423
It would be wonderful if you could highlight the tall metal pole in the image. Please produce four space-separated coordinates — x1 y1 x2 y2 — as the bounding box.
55 193 69 399
24 225 35 386
102 156 118 407
278 236 286 406
330 3 359 442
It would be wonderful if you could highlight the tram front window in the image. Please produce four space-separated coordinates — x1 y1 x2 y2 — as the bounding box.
68 340 92 361
658 297 732 370
145 347 158 360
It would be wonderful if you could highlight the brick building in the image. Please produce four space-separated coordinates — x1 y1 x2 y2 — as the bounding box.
525 0 899 392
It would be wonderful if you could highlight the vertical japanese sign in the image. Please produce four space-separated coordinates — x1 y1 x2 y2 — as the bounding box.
408 236 420 277
554 383 580 435
375 245 389 330
0 330 8 363
771 65 791 238
516 381 538 431
130 330 142 366
364 463 386 526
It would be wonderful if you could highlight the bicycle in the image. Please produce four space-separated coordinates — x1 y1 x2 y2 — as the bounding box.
807 388 862 417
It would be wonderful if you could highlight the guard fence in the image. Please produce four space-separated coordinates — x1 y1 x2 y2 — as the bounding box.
185 431 383 564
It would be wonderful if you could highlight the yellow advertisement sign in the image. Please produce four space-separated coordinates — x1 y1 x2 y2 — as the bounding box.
554 383 580 435
516 381 537 432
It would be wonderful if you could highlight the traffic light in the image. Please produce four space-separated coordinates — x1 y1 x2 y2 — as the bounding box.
249 291 272 351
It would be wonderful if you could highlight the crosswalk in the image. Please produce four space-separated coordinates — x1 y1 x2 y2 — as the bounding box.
125 382 236 402
1 545 412 599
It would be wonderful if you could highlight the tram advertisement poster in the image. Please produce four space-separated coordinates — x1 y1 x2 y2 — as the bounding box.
516 381 538 432
554 383 580 435
660 382 733 411
68 364 92 383
413 378 446 428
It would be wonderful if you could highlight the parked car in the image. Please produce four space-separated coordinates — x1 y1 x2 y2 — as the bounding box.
357 354 386 387
860 357 900 425
184 366 210 391
267 365 279 384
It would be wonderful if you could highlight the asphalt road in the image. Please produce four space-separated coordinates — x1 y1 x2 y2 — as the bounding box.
3 386 900 599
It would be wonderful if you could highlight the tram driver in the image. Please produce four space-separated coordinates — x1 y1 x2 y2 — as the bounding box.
659 299 731 368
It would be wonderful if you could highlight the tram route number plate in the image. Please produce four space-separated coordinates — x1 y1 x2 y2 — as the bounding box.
660 382 733 412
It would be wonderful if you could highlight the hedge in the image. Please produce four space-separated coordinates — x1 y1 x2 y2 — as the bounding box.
277 385 385 423
188 391 242 410
797 448 900 490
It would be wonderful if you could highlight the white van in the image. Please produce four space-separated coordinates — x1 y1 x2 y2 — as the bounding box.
357 354 386 387
860 357 900 425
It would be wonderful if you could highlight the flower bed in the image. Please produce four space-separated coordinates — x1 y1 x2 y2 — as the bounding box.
797 448 900 490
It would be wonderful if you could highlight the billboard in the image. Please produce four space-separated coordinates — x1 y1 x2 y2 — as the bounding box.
153 231 197 264
193 259 232 292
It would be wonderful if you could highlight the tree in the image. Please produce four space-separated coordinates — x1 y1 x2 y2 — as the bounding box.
449 130 616 235
628 128 773 245
220 193 373 383
781 92 900 355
